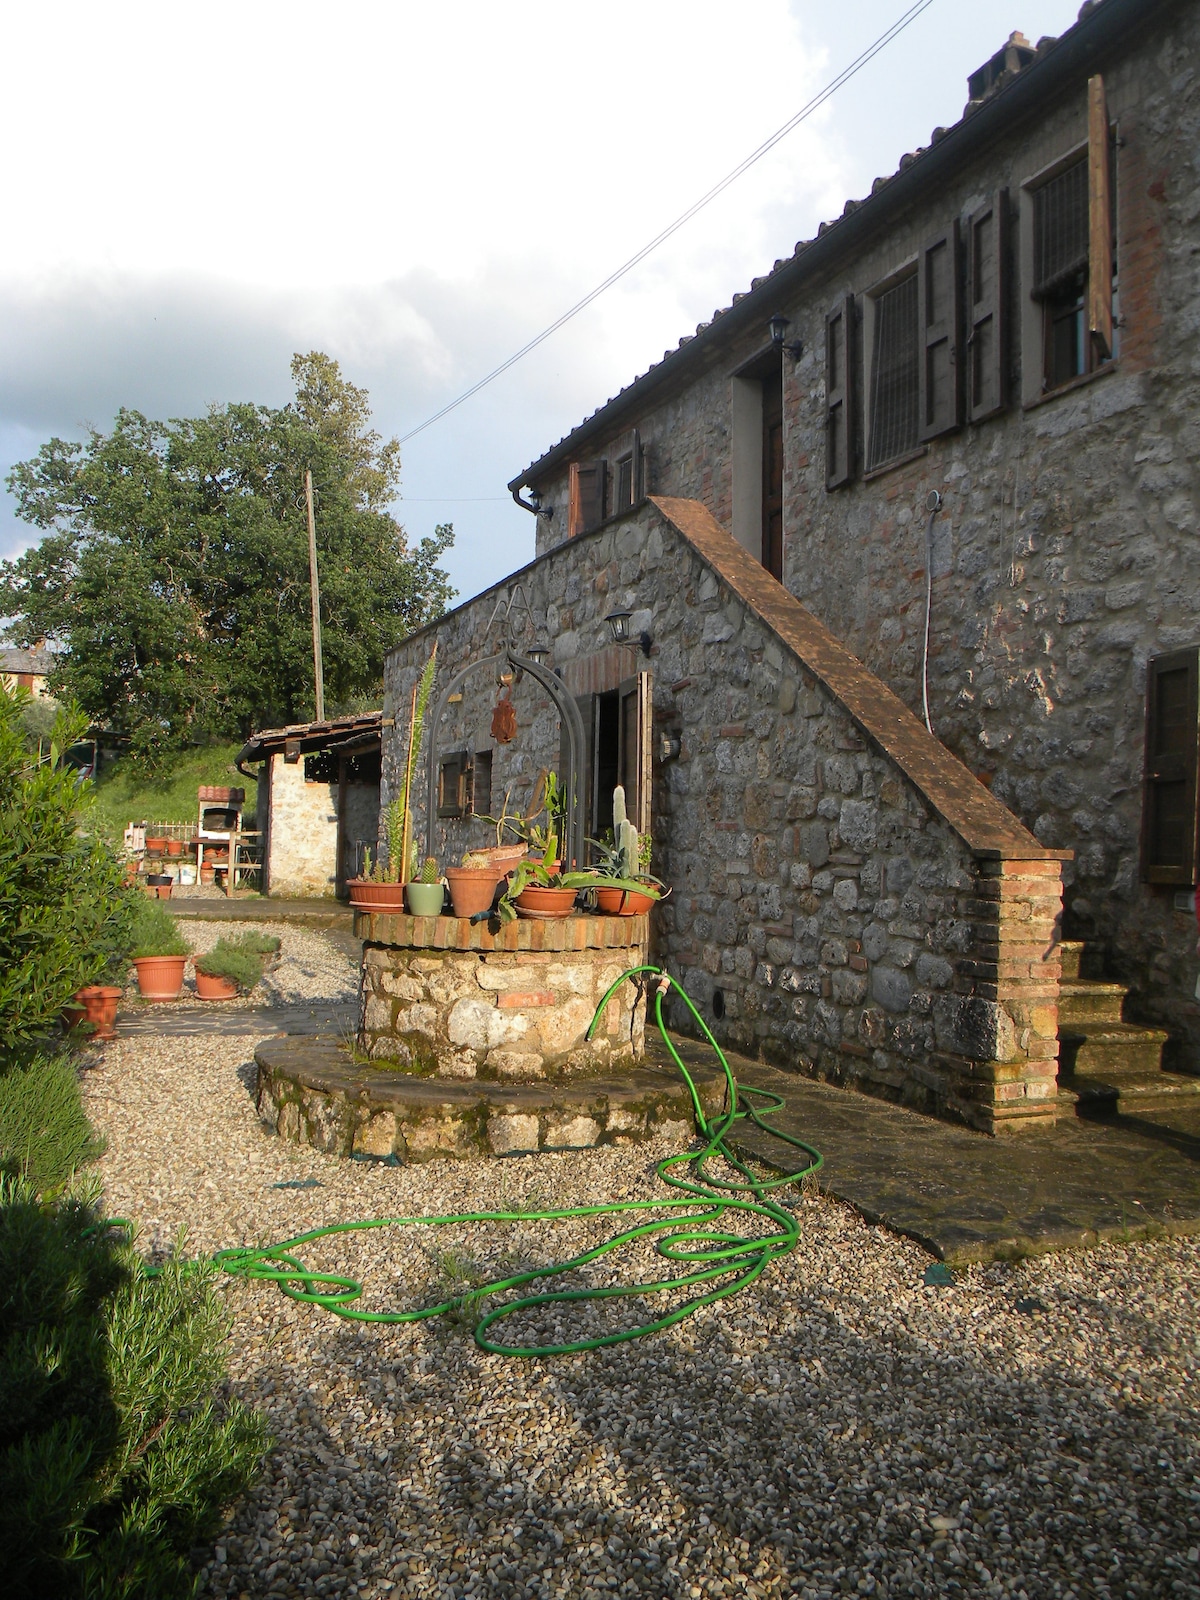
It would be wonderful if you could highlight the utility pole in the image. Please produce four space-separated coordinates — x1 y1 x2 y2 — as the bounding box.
304 468 325 722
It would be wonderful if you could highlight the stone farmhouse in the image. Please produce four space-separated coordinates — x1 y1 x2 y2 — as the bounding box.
382 0 1200 1133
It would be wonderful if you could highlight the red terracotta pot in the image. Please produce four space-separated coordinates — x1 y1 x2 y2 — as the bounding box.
445 866 502 919
595 886 658 916
166 839 183 857
69 985 122 1039
346 879 409 913
514 884 578 919
200 864 215 884
478 844 528 871
145 836 167 855
131 955 187 1000
195 969 239 1000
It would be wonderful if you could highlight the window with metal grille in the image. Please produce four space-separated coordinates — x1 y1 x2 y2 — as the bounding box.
867 272 919 471
1032 157 1089 296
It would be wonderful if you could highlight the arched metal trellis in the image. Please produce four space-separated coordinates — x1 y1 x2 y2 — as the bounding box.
424 648 587 869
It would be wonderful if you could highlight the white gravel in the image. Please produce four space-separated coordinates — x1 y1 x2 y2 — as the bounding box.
83 1029 1200 1600
124 919 359 1010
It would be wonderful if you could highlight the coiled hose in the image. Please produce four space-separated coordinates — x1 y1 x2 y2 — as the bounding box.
193 968 822 1357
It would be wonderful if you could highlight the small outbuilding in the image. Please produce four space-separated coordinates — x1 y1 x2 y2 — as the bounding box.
237 712 382 899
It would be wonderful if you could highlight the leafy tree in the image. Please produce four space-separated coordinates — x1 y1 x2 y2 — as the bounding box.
0 684 135 1058
2 352 455 759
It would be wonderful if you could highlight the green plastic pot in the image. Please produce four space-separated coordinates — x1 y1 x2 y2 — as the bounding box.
405 881 446 917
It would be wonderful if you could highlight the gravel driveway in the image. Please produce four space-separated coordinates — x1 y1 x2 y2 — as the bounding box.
83 1007 1200 1600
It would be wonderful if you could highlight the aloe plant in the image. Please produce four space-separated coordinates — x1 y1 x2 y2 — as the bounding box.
385 644 437 883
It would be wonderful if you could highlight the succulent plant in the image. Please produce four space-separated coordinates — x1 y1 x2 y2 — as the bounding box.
418 856 441 884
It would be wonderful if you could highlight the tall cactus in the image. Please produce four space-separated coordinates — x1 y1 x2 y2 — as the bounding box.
612 784 639 880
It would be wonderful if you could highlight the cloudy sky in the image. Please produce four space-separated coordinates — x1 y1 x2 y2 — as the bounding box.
1 0 1084 603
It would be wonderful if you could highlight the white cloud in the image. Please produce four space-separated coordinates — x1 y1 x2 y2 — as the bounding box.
0 0 1086 597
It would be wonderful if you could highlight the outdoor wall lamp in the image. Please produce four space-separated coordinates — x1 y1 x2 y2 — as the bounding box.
526 644 550 667
605 610 653 656
768 313 804 361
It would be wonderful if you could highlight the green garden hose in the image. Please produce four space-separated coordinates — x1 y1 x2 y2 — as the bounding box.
155 968 822 1357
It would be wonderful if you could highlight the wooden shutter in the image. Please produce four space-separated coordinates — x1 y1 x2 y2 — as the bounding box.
824 295 855 489
561 695 592 868
617 672 652 838
966 190 1008 422
1088 73 1114 363
576 460 606 532
1141 648 1200 885
918 222 963 442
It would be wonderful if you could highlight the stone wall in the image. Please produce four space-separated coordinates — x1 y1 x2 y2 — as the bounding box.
518 6 1200 1067
357 914 648 1078
385 499 1063 1132
265 753 339 897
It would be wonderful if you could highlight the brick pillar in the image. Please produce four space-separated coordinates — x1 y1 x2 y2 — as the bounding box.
934 855 1065 1134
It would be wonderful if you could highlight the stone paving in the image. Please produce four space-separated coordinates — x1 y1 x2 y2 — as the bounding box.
690 1042 1200 1265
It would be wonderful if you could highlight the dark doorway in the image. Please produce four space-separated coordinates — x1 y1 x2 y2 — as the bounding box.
762 372 784 580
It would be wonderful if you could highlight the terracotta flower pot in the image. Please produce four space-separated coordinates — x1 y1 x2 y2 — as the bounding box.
195 968 239 1000
478 844 528 871
145 837 166 856
514 884 578 919
166 839 183 857
595 886 658 916
405 881 446 917
131 954 187 1000
70 985 122 1039
347 879 409 913
445 865 502 919
200 864 215 884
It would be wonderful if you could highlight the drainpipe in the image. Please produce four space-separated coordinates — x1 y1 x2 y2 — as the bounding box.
511 485 552 520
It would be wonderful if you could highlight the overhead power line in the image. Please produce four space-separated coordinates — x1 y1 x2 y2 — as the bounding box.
398 0 935 446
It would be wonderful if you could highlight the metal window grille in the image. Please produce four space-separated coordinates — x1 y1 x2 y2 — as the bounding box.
1032 157 1088 297
867 273 919 471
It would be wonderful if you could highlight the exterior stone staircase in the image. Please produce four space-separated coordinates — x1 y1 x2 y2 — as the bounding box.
1056 940 1200 1115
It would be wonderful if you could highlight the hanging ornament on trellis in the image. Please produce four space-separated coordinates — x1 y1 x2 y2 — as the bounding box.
491 685 517 744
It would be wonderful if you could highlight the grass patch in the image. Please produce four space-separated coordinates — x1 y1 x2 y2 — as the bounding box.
85 743 254 848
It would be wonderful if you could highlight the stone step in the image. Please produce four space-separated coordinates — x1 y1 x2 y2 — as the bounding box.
1060 1068 1200 1117
1058 979 1130 1026
1056 940 1105 981
1059 1021 1168 1081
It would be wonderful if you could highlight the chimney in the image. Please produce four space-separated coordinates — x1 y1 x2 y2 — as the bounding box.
966 30 1036 108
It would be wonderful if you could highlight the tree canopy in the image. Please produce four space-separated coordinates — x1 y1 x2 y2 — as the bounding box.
1 353 454 758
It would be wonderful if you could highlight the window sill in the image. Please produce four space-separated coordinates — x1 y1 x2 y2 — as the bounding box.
1022 359 1118 412
862 444 929 484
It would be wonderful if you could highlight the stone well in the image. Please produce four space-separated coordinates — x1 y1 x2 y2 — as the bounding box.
252 910 723 1163
354 910 650 1080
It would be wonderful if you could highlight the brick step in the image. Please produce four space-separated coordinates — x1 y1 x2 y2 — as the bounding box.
1058 978 1131 1026
1060 1068 1200 1117
1058 1021 1168 1080
1056 940 1105 981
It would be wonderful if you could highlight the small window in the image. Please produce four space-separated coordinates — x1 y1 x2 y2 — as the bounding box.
437 751 471 818
304 750 338 784
867 271 919 471
612 429 642 515
472 750 493 817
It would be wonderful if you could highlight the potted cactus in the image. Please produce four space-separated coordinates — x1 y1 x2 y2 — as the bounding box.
405 855 445 917
591 786 664 915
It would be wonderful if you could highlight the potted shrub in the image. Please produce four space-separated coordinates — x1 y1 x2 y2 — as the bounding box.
406 856 445 917
194 935 267 1000
128 898 190 1000
446 851 504 918
347 645 437 912
497 849 594 921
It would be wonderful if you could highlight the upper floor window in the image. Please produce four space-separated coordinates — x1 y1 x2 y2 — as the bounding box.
1027 75 1116 396
866 270 919 472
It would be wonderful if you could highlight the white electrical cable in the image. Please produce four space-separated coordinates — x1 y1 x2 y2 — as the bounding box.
921 491 941 735
397 0 936 446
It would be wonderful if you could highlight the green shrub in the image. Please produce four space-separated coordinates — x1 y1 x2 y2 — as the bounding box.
0 686 136 1059
0 1180 270 1598
0 1054 105 1194
225 930 281 957
128 899 190 960
194 937 265 993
